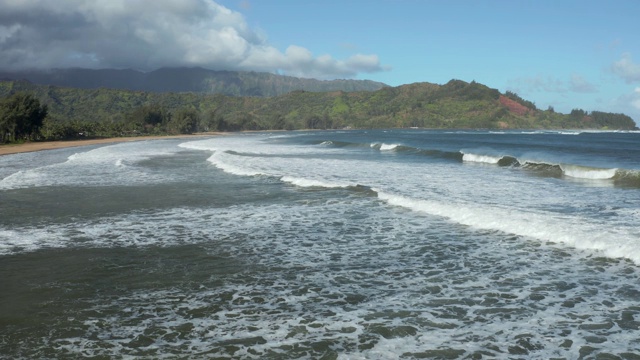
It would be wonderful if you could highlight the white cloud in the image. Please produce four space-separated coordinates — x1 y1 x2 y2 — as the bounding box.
569 74 597 93
612 53 640 83
632 87 640 111
0 0 387 79
508 74 596 94
609 87 640 126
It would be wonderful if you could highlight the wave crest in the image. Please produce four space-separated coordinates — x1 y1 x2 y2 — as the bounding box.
462 153 502 164
375 190 640 264
370 143 400 151
561 165 617 180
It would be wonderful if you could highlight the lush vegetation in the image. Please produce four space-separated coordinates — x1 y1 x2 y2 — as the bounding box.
0 78 636 143
0 92 48 142
0 67 386 97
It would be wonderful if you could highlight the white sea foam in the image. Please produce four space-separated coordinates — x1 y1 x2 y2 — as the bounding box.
8 197 638 358
462 153 501 164
561 165 618 180
206 152 264 176
557 131 581 135
183 134 640 265
280 176 351 188
4 131 640 359
375 190 640 264
379 143 399 151
0 141 183 190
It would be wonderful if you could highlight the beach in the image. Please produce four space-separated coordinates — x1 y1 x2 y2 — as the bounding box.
0 133 222 156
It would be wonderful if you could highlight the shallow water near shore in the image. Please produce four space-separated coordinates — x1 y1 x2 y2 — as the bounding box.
1 130 640 358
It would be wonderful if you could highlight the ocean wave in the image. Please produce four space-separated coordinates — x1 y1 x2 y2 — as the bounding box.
380 143 399 151
520 161 564 177
461 152 520 167
178 141 217 152
280 176 351 188
206 152 264 177
613 169 640 188
374 190 640 264
462 153 502 164
1 142 180 190
521 161 629 182
460 151 633 185
198 135 640 190
557 131 582 135
561 165 618 180
370 143 400 151
312 139 359 148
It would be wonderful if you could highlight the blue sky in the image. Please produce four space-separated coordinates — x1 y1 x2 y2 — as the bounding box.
1 0 639 123
219 0 640 123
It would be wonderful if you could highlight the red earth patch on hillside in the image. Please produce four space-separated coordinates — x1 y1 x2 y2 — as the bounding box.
498 95 530 116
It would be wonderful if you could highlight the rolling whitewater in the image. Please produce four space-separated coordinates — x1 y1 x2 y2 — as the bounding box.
1 129 639 358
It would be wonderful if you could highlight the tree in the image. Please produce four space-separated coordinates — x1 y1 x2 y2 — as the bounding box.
168 108 199 134
0 92 48 143
570 108 587 118
126 104 170 133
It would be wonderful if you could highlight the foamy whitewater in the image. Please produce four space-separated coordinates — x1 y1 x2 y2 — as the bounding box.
1 129 639 358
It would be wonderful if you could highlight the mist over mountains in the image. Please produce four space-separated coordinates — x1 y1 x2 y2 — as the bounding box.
0 67 387 97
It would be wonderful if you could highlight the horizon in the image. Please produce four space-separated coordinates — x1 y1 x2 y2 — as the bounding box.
0 0 639 124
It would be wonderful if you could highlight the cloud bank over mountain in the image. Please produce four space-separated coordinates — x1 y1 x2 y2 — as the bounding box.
0 0 387 79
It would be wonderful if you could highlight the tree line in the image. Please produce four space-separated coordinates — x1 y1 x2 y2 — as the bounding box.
1 79 637 144
1 92 231 143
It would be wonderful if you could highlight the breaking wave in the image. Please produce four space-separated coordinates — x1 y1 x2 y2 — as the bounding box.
374 190 640 264
561 165 618 180
370 143 400 151
462 153 502 164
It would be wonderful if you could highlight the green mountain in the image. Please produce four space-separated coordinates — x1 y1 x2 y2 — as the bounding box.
0 67 387 97
0 78 636 141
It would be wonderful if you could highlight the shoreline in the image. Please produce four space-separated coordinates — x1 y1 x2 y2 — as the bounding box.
0 133 223 157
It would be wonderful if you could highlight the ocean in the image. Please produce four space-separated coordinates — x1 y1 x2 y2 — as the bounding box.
1 129 639 359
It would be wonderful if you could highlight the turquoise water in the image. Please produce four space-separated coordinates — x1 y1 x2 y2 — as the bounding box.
1 129 639 358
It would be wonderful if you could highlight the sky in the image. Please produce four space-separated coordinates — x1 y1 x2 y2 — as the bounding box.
1 0 639 124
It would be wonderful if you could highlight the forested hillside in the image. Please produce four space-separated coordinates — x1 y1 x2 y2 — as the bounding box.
0 79 636 142
0 68 386 97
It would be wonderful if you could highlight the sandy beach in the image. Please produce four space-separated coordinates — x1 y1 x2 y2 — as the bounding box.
0 133 222 157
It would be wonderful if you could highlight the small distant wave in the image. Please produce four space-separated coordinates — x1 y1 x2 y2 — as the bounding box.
558 131 581 135
521 161 564 177
459 152 637 187
312 140 358 148
206 153 264 177
462 153 502 165
207 151 366 190
380 143 399 151
561 165 617 180
370 143 400 151
614 169 640 188
178 142 217 152
280 176 351 189
461 152 519 167
521 161 623 181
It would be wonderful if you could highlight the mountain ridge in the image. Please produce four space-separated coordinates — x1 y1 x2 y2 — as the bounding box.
0 67 387 97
